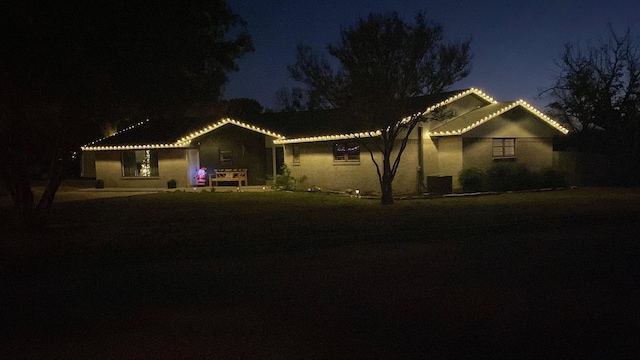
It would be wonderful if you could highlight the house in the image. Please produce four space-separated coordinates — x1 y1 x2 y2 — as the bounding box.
272 88 570 194
81 88 569 193
81 117 286 188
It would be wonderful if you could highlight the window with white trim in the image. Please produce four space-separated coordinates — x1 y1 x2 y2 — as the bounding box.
219 150 233 166
292 145 301 164
493 138 516 158
333 143 360 162
122 150 159 177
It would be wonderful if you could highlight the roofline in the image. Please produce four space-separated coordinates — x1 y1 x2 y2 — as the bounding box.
176 118 285 144
82 119 152 149
275 130 383 145
518 100 569 134
427 99 569 137
81 118 285 151
80 88 566 150
273 88 494 144
80 143 189 151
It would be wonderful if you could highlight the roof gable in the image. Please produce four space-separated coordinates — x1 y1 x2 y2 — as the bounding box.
82 118 284 151
428 100 569 137
273 88 497 144
81 87 568 150
250 89 482 139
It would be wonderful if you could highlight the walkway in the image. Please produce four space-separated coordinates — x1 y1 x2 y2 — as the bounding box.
0 185 274 207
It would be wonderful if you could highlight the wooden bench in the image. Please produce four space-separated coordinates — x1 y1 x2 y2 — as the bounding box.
209 168 248 187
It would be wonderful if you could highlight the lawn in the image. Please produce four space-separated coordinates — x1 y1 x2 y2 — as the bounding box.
14 187 640 258
1 188 640 358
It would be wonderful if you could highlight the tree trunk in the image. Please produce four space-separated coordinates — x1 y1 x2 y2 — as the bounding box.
2 139 35 228
36 157 66 213
380 156 394 205
6 167 39 229
13 180 36 228
3 145 63 230
380 176 394 204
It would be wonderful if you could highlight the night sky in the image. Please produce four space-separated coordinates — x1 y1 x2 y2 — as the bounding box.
224 0 640 110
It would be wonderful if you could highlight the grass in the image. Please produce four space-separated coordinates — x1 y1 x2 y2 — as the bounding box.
30 188 640 259
1 188 640 358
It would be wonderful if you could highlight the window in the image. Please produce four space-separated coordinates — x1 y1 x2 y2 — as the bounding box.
219 150 233 166
292 145 301 164
122 150 158 177
333 143 360 162
493 138 516 158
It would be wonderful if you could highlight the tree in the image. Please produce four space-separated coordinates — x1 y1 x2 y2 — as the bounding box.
214 98 264 120
0 0 253 228
183 98 263 119
286 12 471 204
545 26 640 159
275 87 307 112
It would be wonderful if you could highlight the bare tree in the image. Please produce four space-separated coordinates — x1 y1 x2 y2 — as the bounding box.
287 12 472 204
545 26 640 158
275 87 308 112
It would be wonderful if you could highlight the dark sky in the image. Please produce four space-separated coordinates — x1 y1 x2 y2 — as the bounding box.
224 0 640 110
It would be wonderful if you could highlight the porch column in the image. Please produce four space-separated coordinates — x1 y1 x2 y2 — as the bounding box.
272 145 277 178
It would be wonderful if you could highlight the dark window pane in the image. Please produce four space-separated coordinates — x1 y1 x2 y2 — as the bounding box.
122 150 158 177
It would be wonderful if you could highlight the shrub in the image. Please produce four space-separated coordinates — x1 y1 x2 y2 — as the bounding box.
485 162 567 191
95 179 104 189
540 168 567 188
487 162 514 191
458 167 485 193
167 179 177 189
272 164 307 191
486 162 531 191
513 163 532 190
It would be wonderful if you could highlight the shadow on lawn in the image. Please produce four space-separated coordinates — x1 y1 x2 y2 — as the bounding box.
2 190 640 358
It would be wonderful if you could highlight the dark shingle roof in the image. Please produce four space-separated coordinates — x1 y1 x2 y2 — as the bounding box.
430 101 515 133
249 90 466 138
85 117 223 147
84 89 472 147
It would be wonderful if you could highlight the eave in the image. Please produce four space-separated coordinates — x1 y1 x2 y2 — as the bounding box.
273 87 495 144
82 118 285 151
427 100 569 137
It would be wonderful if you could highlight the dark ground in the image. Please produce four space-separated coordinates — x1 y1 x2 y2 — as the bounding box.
1 190 639 358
